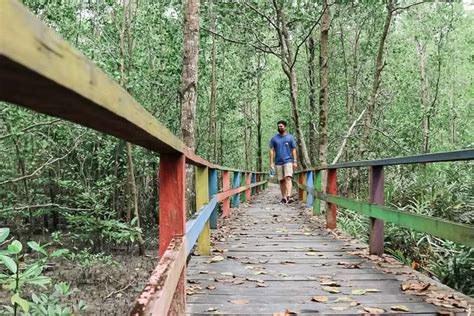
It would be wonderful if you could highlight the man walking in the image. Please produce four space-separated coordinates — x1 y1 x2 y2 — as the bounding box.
269 120 297 204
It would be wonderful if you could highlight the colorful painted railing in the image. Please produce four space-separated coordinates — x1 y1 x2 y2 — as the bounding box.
0 1 268 315
294 149 474 255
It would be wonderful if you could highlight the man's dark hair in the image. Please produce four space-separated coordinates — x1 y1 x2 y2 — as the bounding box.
277 120 287 127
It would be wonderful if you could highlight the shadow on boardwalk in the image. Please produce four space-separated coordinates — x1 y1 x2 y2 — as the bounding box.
186 184 472 315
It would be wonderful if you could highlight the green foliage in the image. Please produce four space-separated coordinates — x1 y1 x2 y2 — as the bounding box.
0 228 81 316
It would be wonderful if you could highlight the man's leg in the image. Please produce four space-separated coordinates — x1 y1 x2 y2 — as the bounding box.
285 176 292 198
276 165 287 202
280 179 286 199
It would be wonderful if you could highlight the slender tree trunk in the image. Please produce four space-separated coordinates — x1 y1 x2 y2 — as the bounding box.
360 1 394 158
274 3 311 169
416 40 430 153
256 64 263 171
208 0 218 162
318 0 330 213
180 0 200 214
306 35 318 165
119 0 144 255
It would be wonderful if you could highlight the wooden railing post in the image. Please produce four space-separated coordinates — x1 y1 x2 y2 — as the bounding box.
306 171 314 208
369 166 384 256
232 172 240 207
255 174 260 194
222 171 230 218
326 169 337 229
313 171 321 215
209 168 218 229
196 166 210 255
245 172 251 201
298 172 307 202
241 172 247 202
251 173 256 195
158 154 186 312
159 154 186 256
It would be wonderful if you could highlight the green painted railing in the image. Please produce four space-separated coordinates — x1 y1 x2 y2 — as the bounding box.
294 149 474 254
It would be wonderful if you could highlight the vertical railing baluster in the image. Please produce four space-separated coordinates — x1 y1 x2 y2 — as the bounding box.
326 169 337 229
245 172 251 201
233 171 240 207
369 166 385 256
313 170 322 215
196 166 210 255
301 172 307 203
306 171 314 208
209 168 218 229
241 172 247 202
251 173 256 195
256 174 260 194
222 170 230 217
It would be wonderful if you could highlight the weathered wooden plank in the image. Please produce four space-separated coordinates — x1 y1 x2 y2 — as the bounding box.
208 169 218 229
131 237 186 315
369 166 385 255
186 196 218 255
326 169 337 229
232 172 240 208
222 171 230 217
196 167 210 256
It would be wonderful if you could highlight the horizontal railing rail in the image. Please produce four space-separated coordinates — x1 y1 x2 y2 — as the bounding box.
293 150 474 253
0 1 269 315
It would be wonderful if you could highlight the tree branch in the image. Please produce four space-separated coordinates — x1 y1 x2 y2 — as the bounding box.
332 108 366 164
1 203 92 212
243 2 279 31
392 1 427 13
0 119 62 141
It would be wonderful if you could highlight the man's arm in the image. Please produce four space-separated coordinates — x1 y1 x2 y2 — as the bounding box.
269 148 275 170
292 148 298 169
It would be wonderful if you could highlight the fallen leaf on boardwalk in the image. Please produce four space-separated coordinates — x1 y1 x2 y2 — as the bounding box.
364 307 385 314
401 282 430 292
365 288 380 293
350 301 360 307
453 300 469 309
273 309 297 316
227 255 239 260
254 271 266 275
256 282 269 288
305 252 317 256
187 279 200 284
337 261 351 265
221 272 233 276
207 307 218 312
246 277 264 283
281 260 296 264
304 232 311 236
210 255 224 262
199 270 209 274
331 306 349 311
311 296 329 303
277 273 288 277
232 278 245 285
320 281 340 287
230 299 249 305
322 286 340 293
334 296 353 302
351 289 367 295
207 285 216 290
391 305 410 312
259 260 269 264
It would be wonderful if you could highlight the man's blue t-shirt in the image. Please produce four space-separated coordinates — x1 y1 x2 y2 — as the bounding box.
269 134 296 165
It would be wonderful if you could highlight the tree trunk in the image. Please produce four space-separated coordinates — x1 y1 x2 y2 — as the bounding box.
256 63 263 172
274 3 311 169
360 1 394 158
318 0 330 213
180 0 200 214
416 40 430 153
208 0 218 162
306 35 318 165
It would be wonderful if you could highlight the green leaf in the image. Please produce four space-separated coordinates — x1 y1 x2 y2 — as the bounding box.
131 217 138 226
8 240 22 254
0 254 17 273
27 241 47 256
50 249 69 258
25 276 51 289
11 293 30 313
0 228 10 243
22 263 43 278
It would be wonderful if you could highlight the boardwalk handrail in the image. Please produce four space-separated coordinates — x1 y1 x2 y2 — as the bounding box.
0 1 268 314
294 150 474 253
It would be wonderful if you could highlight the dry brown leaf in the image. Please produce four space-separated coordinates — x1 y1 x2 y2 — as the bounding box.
334 296 353 302
246 277 264 283
254 271 266 275
391 305 410 312
351 289 367 295
256 282 269 288
199 270 209 274
320 281 340 287
311 296 329 303
187 279 200 284
305 252 317 256
207 285 216 290
331 306 349 311
273 309 297 316
232 279 245 285
322 286 340 293
221 272 233 276
365 288 381 293
230 299 250 305
210 255 224 263
364 307 385 314
350 301 360 307
207 307 218 312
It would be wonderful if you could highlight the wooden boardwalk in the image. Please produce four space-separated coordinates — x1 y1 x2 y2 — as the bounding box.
186 184 471 315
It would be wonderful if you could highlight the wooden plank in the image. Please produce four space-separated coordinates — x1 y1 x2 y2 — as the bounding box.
186 196 217 255
196 167 210 255
319 193 474 247
131 237 186 315
0 0 183 155
158 154 186 257
314 171 322 215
